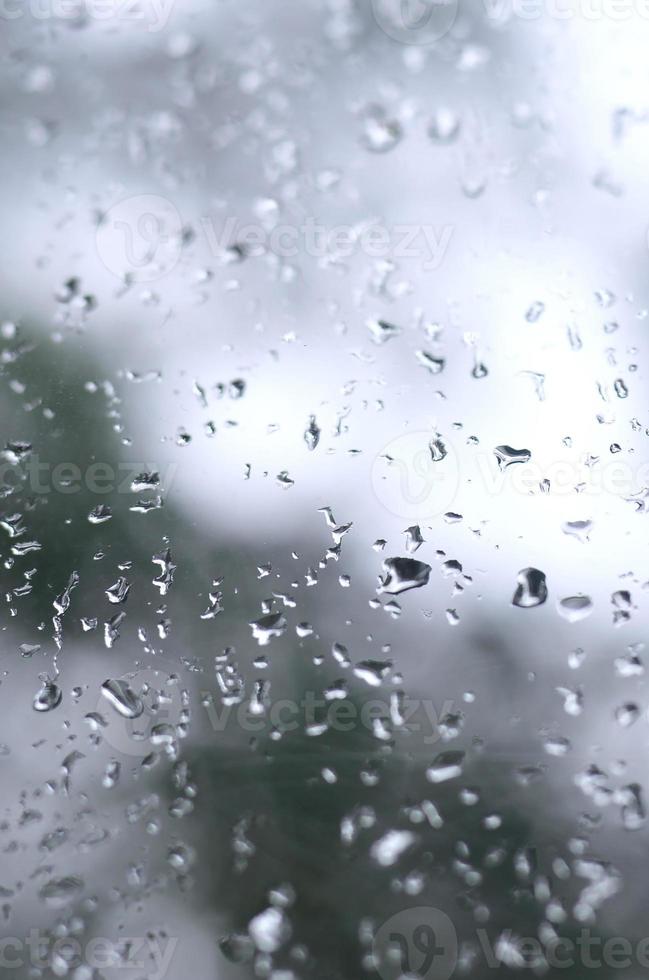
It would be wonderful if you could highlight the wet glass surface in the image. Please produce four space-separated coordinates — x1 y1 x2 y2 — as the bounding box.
2 2 649 978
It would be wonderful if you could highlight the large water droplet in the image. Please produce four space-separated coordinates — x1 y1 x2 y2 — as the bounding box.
101 678 144 719
494 445 532 470
378 557 431 595
33 680 62 712
512 568 548 608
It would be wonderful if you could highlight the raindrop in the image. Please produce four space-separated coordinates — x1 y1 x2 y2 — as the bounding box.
250 612 287 646
353 660 392 686
426 751 466 783
38 876 83 908
361 111 402 153
472 361 488 379
88 504 112 524
304 415 320 451
367 318 401 344
614 379 628 399
404 525 424 553
562 520 593 543
378 557 431 595
428 107 460 144
248 907 291 953
557 596 593 623
101 678 144 719
512 568 548 608
429 436 449 462
370 829 416 867
526 301 545 323
105 577 131 604
415 350 445 374
494 445 532 470
615 703 639 728
33 679 62 712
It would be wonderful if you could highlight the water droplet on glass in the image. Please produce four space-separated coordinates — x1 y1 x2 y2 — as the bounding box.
250 612 288 646
557 596 593 623
512 568 548 608
33 679 62 712
426 750 466 783
428 107 460 144
378 557 431 595
415 350 445 374
361 111 402 153
494 445 532 470
304 415 320 451
101 678 144 719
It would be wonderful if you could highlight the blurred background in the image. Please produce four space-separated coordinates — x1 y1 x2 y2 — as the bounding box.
1 1 649 977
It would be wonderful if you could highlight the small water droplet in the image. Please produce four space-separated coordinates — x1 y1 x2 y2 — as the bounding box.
304 415 320 451
557 595 593 623
428 107 460 144
426 750 465 783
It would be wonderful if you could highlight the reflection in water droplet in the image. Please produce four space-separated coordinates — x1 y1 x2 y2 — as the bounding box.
101 678 144 719
415 350 445 374
250 612 288 645
378 557 431 595
33 680 62 712
304 415 320 451
494 445 532 470
512 568 548 608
